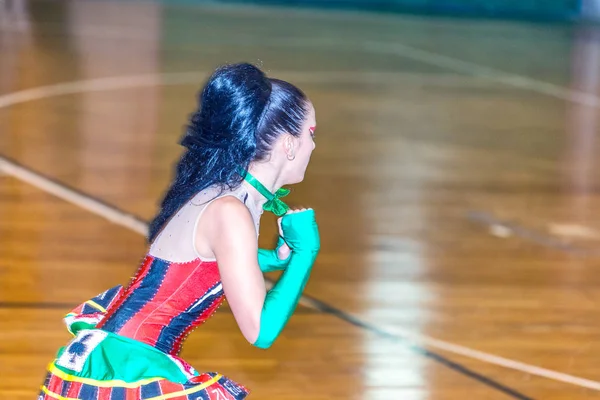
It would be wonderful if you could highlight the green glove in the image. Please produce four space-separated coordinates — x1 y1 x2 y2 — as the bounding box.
253 209 320 349
257 236 291 273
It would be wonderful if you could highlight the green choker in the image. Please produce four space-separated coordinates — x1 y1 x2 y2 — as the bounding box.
239 168 290 216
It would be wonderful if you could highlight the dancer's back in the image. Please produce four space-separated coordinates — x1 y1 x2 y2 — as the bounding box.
98 184 263 356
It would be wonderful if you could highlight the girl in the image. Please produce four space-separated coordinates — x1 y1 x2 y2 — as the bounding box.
38 62 320 400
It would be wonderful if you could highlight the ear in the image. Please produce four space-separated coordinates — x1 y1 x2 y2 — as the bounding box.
283 134 296 159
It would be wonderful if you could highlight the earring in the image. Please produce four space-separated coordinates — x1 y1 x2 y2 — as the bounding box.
287 153 296 161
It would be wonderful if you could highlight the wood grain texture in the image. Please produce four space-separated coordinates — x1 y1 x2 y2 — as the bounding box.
2 1 600 399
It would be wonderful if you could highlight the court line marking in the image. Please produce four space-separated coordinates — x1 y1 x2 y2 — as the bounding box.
261 36 600 108
0 71 598 392
0 73 201 109
0 68 577 177
467 210 600 256
0 7 591 104
361 39 600 108
2 156 600 392
1 12 598 395
0 155 148 235
468 211 577 252
0 156 533 400
0 69 510 110
2 21 600 109
0 299 318 314
0 65 600 391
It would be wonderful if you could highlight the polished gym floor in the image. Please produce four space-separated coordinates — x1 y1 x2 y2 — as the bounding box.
2 1 600 399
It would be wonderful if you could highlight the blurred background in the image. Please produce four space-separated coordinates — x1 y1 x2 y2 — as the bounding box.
2 1 600 399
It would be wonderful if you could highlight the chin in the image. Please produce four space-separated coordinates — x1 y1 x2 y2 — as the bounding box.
287 173 305 185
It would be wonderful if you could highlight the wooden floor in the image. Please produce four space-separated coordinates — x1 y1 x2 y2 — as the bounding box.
2 1 600 399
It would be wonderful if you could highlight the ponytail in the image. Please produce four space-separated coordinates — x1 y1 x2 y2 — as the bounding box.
148 63 308 242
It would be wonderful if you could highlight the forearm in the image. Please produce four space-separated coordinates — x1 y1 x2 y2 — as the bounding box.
253 248 318 349
252 209 320 349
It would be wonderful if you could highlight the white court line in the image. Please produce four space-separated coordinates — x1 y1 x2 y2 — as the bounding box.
3 155 600 392
379 323 600 391
1 69 599 390
0 72 202 109
3 20 600 108
362 40 600 109
0 70 504 110
0 157 148 236
251 36 600 109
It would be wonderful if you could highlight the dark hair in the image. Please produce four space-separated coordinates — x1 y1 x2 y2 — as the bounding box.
148 63 310 242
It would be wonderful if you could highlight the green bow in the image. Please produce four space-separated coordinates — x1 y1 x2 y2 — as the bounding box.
239 168 290 216
264 187 290 216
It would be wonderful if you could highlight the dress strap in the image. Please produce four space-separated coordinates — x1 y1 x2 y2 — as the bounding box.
148 184 262 263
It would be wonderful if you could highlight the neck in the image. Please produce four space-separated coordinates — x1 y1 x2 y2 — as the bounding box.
242 162 285 208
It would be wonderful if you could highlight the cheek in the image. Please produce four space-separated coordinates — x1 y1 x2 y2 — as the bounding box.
304 141 315 158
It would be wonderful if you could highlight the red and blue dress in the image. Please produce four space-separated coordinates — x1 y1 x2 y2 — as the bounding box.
38 187 260 400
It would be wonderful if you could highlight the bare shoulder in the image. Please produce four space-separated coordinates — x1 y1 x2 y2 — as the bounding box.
200 195 257 250
206 195 253 227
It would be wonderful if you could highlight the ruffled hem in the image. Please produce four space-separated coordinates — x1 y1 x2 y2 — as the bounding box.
39 367 248 400
38 286 249 400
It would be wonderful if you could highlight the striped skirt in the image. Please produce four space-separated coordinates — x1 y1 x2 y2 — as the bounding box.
37 286 249 400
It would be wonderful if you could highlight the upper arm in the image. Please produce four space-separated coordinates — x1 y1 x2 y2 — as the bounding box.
199 196 266 344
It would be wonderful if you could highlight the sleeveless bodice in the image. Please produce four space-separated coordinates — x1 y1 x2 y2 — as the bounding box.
97 255 223 355
97 183 262 356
